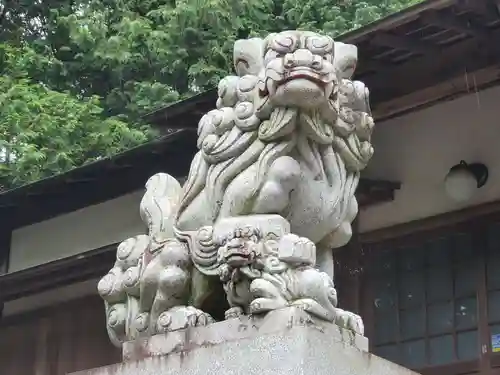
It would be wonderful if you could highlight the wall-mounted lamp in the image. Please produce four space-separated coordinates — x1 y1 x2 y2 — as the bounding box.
444 161 488 202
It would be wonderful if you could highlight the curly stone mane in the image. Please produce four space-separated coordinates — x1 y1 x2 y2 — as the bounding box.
175 32 373 247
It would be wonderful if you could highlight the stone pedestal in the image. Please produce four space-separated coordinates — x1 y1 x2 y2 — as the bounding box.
70 308 418 375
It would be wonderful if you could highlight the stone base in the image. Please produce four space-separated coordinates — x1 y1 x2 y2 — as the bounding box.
70 308 418 375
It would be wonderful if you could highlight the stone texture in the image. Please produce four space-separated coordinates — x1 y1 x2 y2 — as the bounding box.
76 27 416 375
69 308 416 375
121 307 368 362
98 29 375 347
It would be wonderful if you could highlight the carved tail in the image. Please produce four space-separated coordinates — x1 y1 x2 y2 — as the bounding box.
97 235 149 346
140 173 183 248
98 173 188 346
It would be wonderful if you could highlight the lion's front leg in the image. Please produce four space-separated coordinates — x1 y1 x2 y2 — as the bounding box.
249 278 288 315
253 156 301 215
154 306 215 333
136 239 216 336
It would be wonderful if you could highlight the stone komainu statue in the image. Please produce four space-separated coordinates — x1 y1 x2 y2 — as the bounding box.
98 30 374 347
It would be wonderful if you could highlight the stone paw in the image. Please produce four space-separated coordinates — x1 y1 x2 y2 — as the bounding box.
156 306 215 333
225 306 244 320
334 308 364 336
290 298 335 322
134 312 151 333
249 297 288 315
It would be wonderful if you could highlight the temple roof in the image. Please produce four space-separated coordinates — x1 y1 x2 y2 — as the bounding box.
3 0 499 229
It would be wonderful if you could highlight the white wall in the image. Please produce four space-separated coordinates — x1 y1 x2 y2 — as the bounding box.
9 190 145 272
360 85 500 232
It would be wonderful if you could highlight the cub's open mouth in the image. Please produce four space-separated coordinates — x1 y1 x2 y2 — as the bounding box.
224 251 251 259
226 254 251 262
222 247 255 266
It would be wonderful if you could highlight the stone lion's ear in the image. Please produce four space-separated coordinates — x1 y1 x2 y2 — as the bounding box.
263 32 277 48
352 81 372 115
233 38 265 77
333 42 358 79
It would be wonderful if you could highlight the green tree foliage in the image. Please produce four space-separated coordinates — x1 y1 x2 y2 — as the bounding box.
0 43 151 188
0 0 421 189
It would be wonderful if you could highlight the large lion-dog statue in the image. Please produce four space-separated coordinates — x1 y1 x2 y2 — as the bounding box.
97 30 374 347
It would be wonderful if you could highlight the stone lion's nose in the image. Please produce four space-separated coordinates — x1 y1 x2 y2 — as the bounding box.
284 49 315 69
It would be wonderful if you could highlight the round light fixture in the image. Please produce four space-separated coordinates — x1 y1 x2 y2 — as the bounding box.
444 161 488 202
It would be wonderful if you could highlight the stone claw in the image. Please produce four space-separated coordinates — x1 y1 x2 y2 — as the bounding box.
291 298 335 321
334 308 364 336
249 297 288 315
156 306 215 333
225 306 245 320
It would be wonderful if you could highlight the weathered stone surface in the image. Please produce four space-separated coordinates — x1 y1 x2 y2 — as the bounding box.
121 307 368 362
69 308 415 375
75 28 415 375
98 29 375 347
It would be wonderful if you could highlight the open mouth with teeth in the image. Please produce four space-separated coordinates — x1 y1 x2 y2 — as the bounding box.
277 68 327 87
221 242 256 266
258 67 334 101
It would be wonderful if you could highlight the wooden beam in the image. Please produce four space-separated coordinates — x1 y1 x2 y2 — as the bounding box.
458 0 500 19
9 150 194 229
357 178 401 207
143 90 216 129
3 131 198 229
156 113 207 131
0 243 116 302
338 0 456 45
371 32 439 55
359 178 401 191
64 177 96 184
421 9 490 40
0 131 191 204
372 65 500 120
355 57 390 76
360 198 500 244
367 25 500 105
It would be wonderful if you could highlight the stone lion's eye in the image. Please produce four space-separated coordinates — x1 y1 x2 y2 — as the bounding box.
270 34 298 54
306 36 334 55
323 54 333 63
